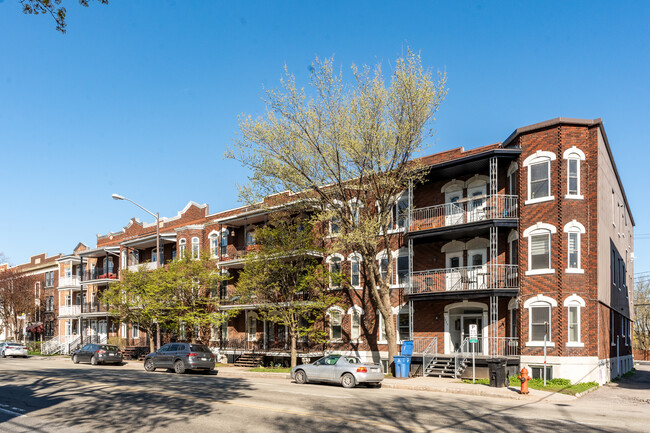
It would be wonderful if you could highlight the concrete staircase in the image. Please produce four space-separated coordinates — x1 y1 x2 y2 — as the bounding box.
234 352 264 367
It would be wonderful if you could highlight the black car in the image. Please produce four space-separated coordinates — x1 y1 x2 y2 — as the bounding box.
72 344 123 365
144 342 215 374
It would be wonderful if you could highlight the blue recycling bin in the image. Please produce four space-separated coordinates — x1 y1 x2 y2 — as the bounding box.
401 340 414 357
394 355 406 378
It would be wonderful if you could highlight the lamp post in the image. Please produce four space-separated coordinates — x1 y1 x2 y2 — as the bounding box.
112 193 161 349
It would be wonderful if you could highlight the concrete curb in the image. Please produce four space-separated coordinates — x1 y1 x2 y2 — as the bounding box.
574 385 600 398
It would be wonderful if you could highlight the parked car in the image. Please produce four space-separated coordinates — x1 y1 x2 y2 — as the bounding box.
143 342 215 374
72 344 123 365
0 342 28 358
290 354 384 388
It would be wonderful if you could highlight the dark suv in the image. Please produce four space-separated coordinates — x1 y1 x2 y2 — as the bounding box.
144 342 215 374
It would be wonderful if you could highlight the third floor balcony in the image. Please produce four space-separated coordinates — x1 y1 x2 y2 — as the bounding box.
408 264 519 296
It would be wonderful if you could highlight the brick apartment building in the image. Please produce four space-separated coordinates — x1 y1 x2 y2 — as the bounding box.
23 117 633 384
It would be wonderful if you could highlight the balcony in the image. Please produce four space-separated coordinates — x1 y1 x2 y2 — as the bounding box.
59 305 81 316
409 264 519 295
80 302 110 314
58 275 81 288
409 194 518 233
83 269 119 282
128 262 157 272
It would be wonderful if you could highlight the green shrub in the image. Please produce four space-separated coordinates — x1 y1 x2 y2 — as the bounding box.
107 337 127 350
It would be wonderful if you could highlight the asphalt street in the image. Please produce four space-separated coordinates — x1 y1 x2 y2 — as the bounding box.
0 357 648 432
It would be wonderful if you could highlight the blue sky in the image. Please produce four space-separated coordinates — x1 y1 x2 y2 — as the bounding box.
1 1 649 275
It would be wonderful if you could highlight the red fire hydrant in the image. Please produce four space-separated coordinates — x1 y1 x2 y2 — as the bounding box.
518 367 531 394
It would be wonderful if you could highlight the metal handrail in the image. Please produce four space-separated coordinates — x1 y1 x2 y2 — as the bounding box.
409 264 519 295
415 337 438 377
409 194 518 232
454 337 470 378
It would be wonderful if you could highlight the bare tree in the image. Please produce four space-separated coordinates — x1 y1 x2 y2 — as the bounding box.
634 281 650 351
0 267 39 341
19 0 108 34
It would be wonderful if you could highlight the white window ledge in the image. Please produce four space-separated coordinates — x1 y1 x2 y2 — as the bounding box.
525 269 555 276
566 342 584 347
565 268 584 274
329 339 344 344
565 194 584 200
377 340 388 345
524 196 555 206
525 341 556 347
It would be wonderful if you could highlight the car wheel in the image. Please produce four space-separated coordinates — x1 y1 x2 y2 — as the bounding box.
90 355 98 366
144 359 156 372
174 360 186 374
341 373 356 388
294 369 307 384
72 355 79 364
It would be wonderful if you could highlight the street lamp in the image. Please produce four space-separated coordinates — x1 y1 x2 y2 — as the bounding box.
112 193 161 348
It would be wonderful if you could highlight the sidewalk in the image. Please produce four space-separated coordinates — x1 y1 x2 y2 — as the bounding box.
35 356 577 402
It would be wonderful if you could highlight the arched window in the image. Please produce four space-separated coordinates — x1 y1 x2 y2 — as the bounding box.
178 239 187 258
523 223 557 275
523 151 556 204
191 237 200 259
564 220 586 273
563 146 586 199
392 193 409 230
327 307 344 340
326 254 344 288
564 294 585 346
524 295 558 346
376 250 390 284
348 306 364 341
348 253 362 288
209 231 219 258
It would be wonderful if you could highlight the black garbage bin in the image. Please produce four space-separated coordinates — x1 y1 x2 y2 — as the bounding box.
487 358 509 387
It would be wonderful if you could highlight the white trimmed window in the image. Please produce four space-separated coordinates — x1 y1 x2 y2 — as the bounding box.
121 250 127 269
348 253 362 288
247 313 257 341
563 147 586 199
397 306 410 341
391 193 409 231
209 231 219 258
564 220 585 273
348 306 363 341
378 311 387 342
523 223 556 275
348 199 364 227
132 324 139 339
396 249 409 286
179 239 187 257
121 323 127 338
507 161 518 195
220 229 228 256
524 295 557 347
327 307 344 340
191 237 200 259
377 250 390 284
523 151 556 204
564 294 585 346
326 254 343 288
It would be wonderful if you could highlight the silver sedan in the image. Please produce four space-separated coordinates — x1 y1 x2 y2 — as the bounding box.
290 354 384 388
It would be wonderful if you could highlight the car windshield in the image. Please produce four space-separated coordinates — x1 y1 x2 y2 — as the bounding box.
190 344 210 353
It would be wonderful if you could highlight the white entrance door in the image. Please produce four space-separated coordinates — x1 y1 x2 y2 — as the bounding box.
90 320 97 339
445 190 464 226
98 320 107 340
467 248 487 290
446 252 463 291
467 184 487 222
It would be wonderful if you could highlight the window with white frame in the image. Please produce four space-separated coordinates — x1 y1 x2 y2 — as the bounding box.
564 294 585 346
396 249 409 286
191 237 200 259
247 313 257 341
209 231 219 258
508 298 518 338
523 223 556 275
377 251 390 284
132 324 139 339
121 250 127 269
563 147 585 199
327 254 343 288
349 253 361 288
524 295 557 346
349 199 363 227
391 194 409 230
220 229 228 256
564 220 585 273
349 307 362 340
330 215 340 235
507 161 518 196
378 311 388 342
121 323 127 337
246 230 256 247
523 151 556 204
328 308 343 340
397 307 410 341
179 239 187 257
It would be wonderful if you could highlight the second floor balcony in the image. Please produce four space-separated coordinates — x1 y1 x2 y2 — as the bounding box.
409 194 518 233
59 305 81 316
409 264 519 296
83 268 119 282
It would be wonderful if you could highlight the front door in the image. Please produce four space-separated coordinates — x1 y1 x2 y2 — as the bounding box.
98 320 107 340
467 249 487 290
462 317 483 354
90 320 97 339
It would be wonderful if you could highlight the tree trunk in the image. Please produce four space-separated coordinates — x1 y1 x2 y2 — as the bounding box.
290 330 297 368
148 329 155 353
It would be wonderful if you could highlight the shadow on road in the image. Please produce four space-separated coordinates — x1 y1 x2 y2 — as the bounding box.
0 366 252 431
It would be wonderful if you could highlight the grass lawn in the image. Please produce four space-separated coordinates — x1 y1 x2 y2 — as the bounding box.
462 375 598 396
249 366 292 373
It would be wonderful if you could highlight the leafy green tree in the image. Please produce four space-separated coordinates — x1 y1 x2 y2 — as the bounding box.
228 50 446 367
102 265 170 352
234 216 339 367
20 0 108 34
